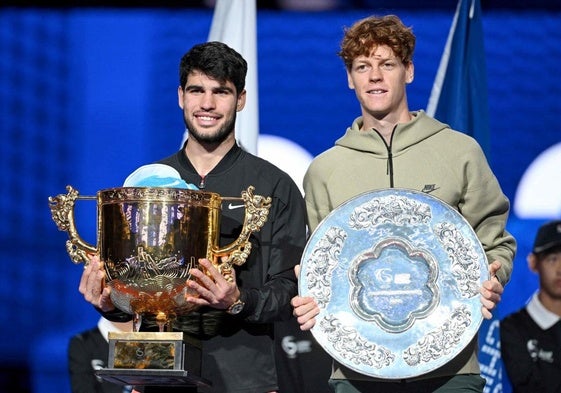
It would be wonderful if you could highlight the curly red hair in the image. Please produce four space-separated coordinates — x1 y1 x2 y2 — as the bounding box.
338 15 416 70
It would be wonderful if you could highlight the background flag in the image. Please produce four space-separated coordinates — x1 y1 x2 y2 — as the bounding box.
428 1 504 391
207 0 259 154
426 0 490 156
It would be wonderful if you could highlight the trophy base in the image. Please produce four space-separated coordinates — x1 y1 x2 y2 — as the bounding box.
99 331 210 387
96 368 211 387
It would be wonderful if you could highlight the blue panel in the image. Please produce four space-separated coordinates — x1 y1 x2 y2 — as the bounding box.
0 7 560 393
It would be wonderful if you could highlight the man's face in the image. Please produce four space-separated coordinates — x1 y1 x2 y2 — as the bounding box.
178 71 246 144
531 250 561 299
346 45 413 121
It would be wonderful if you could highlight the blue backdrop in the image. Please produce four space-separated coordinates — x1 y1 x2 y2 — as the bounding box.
0 6 560 393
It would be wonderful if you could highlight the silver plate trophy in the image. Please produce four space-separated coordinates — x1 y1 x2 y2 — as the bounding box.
298 188 489 379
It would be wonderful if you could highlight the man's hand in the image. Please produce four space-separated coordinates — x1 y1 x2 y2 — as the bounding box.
291 264 320 331
78 255 115 312
291 295 319 331
186 258 240 310
480 260 504 319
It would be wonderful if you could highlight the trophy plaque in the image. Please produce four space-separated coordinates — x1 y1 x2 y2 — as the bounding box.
298 188 489 379
49 184 271 387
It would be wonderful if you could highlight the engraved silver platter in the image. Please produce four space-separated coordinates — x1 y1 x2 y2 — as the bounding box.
298 188 489 379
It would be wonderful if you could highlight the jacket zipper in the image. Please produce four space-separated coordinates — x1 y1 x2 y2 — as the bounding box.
387 149 394 188
374 126 396 188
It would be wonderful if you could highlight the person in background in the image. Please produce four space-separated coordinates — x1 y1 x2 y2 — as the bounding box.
68 317 134 393
274 317 332 393
500 220 561 393
291 14 516 393
77 41 307 393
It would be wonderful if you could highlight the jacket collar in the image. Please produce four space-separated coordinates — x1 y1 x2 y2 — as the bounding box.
527 291 561 330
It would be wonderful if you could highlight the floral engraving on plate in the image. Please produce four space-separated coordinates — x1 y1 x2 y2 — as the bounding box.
348 237 439 333
304 227 347 308
402 304 472 366
434 222 482 297
348 195 432 230
320 314 395 369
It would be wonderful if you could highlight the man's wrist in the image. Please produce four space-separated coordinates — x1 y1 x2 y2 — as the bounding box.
226 292 245 315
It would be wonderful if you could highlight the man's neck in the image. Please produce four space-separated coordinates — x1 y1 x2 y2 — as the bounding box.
362 110 412 145
538 291 561 317
184 136 236 177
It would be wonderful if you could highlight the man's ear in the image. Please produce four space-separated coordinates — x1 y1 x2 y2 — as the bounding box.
406 62 414 84
177 86 185 109
347 70 355 90
236 89 247 112
527 253 539 274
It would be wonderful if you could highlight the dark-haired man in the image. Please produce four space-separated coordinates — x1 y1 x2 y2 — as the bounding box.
79 41 307 393
501 220 561 393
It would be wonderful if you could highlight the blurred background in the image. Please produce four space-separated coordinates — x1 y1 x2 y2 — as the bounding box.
1 1 560 392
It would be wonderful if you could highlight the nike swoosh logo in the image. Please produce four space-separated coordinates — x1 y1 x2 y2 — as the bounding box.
421 184 440 194
228 203 245 210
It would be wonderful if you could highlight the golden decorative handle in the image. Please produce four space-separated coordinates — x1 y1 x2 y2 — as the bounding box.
48 185 97 264
214 186 272 277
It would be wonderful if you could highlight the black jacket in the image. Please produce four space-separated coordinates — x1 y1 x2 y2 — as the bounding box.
500 307 561 393
68 327 127 393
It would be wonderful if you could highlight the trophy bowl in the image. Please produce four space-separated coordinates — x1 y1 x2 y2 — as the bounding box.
49 185 271 327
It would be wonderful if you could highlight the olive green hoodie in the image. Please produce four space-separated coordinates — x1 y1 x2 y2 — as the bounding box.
303 110 516 381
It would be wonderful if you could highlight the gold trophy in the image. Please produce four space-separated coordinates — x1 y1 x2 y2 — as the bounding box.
48 184 271 387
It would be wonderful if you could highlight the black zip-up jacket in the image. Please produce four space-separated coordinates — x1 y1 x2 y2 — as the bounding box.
68 326 126 393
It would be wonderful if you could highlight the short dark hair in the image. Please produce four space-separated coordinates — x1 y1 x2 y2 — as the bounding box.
179 41 247 95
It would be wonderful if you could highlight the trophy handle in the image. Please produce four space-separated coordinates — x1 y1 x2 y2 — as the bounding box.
214 186 272 277
48 185 97 264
